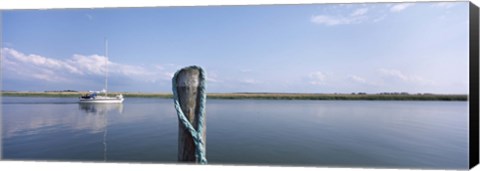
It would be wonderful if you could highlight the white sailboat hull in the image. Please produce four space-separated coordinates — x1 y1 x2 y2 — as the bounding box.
79 95 124 104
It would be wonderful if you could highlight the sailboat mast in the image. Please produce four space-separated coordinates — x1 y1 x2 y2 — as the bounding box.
105 38 108 97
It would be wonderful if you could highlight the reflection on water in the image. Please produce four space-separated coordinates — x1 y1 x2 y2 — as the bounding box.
2 97 469 169
2 98 125 138
78 103 124 162
2 97 134 162
79 103 124 115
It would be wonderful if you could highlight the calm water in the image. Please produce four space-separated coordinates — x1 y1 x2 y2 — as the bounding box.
1 96 469 169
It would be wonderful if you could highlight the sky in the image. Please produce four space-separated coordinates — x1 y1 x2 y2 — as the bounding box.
1 2 470 94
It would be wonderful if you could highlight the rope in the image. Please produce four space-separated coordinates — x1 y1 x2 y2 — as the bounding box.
172 65 207 164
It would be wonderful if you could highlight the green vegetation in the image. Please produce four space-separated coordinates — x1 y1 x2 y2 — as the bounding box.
207 93 467 101
1 91 468 101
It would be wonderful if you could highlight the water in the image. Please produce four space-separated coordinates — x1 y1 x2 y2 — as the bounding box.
1 96 469 169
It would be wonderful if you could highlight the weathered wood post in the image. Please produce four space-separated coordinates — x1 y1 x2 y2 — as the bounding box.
172 66 207 164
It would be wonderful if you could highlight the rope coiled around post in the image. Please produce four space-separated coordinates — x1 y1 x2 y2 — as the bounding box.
172 65 207 164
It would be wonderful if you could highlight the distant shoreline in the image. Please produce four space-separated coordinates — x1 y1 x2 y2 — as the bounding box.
1 91 468 101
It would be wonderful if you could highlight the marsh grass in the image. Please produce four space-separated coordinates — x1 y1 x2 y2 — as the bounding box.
207 93 467 101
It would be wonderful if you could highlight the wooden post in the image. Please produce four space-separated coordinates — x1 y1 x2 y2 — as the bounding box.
174 67 207 162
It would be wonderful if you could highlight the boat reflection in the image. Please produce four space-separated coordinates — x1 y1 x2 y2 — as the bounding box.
78 103 123 161
79 103 124 115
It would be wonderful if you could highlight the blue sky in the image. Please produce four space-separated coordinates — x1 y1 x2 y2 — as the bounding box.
1 2 470 94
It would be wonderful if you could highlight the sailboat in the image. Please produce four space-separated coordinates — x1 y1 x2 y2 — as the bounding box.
79 39 124 104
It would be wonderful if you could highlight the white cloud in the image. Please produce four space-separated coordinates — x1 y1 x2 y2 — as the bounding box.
390 3 414 12
311 14 370 26
309 71 327 85
4 48 82 75
68 54 156 79
68 54 104 75
112 63 152 77
311 3 419 26
207 77 220 83
348 75 367 84
31 72 67 82
311 6 371 26
373 14 387 23
311 15 351 26
241 79 259 84
431 2 457 9
164 72 175 79
206 71 222 83
1 48 173 84
379 68 408 81
154 65 165 70
348 75 383 88
378 68 434 85
154 64 182 80
2 48 79 82
350 8 368 17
